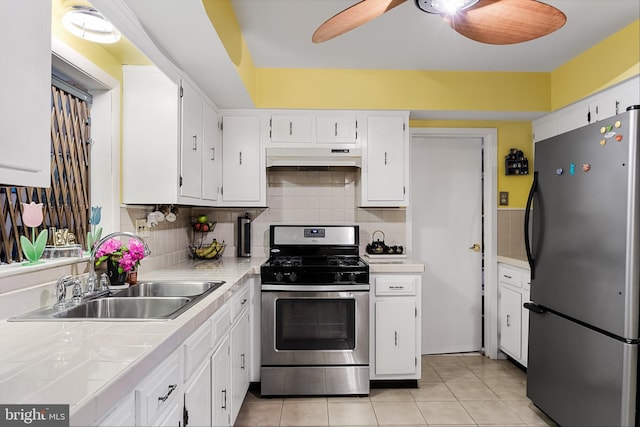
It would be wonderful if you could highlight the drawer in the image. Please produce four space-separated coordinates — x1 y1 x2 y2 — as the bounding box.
498 264 522 288
135 351 181 426
230 284 250 323
183 319 212 381
375 276 416 296
212 304 231 349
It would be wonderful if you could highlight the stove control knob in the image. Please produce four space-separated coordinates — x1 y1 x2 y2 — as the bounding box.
289 272 298 282
334 272 342 282
348 273 357 282
275 272 284 282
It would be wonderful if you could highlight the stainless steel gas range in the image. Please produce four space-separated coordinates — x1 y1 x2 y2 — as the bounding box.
260 225 370 396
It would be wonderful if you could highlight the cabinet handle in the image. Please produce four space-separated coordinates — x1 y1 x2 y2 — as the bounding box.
289 121 293 136
384 152 388 165
192 135 198 151
334 122 338 136
394 331 398 346
221 389 227 409
503 275 512 279
506 314 511 327
157 384 177 403
239 151 243 165
241 353 245 370
240 298 248 306
616 100 620 115
389 285 404 290
211 147 215 161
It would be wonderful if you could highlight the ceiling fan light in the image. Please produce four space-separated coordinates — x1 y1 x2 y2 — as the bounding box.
62 6 121 44
415 0 480 14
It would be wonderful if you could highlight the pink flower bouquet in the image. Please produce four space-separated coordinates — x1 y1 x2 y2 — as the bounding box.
94 238 146 273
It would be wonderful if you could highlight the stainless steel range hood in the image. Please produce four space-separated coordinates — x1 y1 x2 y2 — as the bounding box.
266 147 361 168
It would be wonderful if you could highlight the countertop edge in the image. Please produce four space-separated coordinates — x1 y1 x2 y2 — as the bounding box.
496 256 530 270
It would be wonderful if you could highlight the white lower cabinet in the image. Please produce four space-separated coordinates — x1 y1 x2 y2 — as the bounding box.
370 274 421 380
230 300 250 422
211 335 231 427
97 279 252 427
497 262 531 367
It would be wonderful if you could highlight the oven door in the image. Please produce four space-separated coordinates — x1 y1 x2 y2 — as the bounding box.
261 285 369 366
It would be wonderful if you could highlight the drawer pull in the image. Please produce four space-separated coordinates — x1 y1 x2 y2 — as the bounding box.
389 286 405 290
503 275 512 279
157 384 177 403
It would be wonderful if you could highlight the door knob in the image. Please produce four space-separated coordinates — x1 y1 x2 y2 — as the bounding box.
469 243 481 252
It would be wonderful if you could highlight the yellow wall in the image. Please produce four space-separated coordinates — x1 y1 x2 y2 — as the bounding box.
551 20 640 110
410 119 533 208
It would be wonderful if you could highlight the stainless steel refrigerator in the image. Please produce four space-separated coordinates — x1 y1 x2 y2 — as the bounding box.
524 106 640 427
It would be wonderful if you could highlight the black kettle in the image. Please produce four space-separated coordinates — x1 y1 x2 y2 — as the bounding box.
366 230 386 254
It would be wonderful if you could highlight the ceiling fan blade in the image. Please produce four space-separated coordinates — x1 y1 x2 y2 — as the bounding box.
312 0 407 43
444 0 567 45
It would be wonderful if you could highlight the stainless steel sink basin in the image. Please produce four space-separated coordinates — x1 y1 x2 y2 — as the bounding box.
9 280 226 322
112 280 225 298
52 297 191 319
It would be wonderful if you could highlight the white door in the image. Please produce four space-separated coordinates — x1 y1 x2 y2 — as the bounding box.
411 136 483 354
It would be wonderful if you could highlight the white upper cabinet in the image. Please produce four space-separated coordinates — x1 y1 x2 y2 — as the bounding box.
221 115 265 205
122 65 221 206
360 114 408 206
122 65 179 205
202 103 221 202
270 115 313 143
0 2 51 187
533 76 640 143
180 79 204 200
316 116 358 144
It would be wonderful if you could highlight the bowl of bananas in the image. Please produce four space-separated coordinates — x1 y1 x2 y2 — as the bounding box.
189 239 226 260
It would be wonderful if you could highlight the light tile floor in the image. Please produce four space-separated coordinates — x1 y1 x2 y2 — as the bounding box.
234 353 557 426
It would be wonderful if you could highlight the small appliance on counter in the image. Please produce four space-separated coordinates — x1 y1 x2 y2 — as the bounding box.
237 213 251 257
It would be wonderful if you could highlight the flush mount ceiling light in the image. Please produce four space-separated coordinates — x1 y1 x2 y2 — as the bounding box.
415 0 480 14
62 5 121 44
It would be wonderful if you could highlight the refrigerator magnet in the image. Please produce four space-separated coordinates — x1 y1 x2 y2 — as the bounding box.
556 168 564 175
582 163 591 172
569 163 576 175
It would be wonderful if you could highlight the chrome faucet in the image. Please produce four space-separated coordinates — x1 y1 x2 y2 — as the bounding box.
54 275 79 309
88 231 151 291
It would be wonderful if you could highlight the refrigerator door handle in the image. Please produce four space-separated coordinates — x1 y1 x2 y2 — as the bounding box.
523 302 546 314
524 171 538 279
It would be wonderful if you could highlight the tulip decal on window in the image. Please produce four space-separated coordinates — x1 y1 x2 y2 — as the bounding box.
20 202 48 265
86 206 103 253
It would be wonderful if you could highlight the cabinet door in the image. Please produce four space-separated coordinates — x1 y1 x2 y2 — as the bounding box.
597 78 640 120
180 80 203 200
157 402 183 427
270 115 313 143
0 2 51 187
375 299 416 375
222 116 261 202
316 116 357 144
499 285 522 359
366 116 406 203
230 309 250 423
521 288 530 367
202 103 220 201
183 361 210 427
122 65 179 204
211 336 231 427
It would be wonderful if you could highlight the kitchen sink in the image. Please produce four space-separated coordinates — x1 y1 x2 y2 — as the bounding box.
52 297 191 319
9 280 226 322
111 280 225 298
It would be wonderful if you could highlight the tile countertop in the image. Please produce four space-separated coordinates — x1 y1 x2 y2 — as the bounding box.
0 257 264 427
0 255 424 426
496 256 531 270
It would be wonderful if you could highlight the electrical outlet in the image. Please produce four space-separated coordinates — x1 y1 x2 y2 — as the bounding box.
499 191 509 206
135 219 149 237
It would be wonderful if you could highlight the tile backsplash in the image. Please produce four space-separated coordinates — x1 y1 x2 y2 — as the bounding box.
123 169 407 267
497 209 528 261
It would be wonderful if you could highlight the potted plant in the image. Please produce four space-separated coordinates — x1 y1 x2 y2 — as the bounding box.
94 238 146 285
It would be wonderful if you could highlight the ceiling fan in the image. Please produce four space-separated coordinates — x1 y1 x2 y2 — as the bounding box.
312 0 567 45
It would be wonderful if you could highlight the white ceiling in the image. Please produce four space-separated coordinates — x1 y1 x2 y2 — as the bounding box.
231 0 639 72
118 0 639 119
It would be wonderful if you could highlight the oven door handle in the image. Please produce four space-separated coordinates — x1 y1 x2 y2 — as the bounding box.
261 284 370 292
